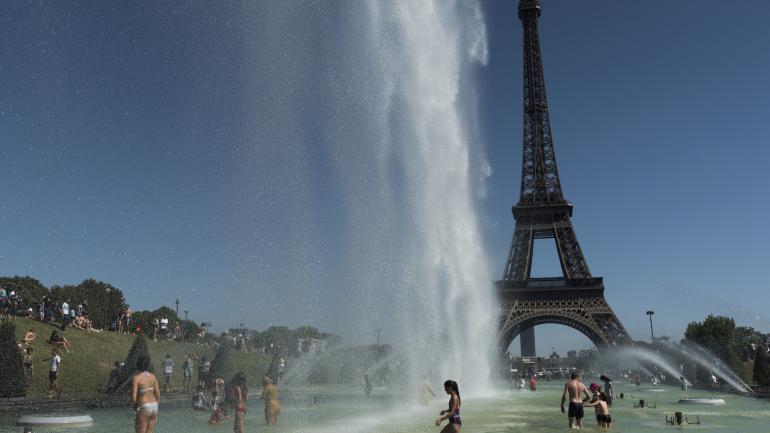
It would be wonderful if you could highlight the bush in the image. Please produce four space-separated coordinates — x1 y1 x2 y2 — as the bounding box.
0 322 26 397
211 343 235 384
114 334 153 393
753 348 770 386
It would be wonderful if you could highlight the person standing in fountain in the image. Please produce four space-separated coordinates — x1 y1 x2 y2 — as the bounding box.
584 392 612 428
588 383 601 425
261 376 280 426
599 375 613 406
231 373 248 433
363 373 373 396
435 380 461 432
560 371 590 429
418 375 436 405
132 355 160 433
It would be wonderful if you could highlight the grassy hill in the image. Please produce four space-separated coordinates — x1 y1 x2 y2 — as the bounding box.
12 318 271 398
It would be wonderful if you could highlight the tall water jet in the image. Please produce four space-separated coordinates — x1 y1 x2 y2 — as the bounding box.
330 0 496 395
238 0 494 395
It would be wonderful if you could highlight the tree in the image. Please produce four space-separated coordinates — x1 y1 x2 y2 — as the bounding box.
51 279 126 330
211 343 236 384
131 306 200 341
262 326 292 355
296 326 322 339
0 275 48 311
0 322 26 397
753 347 770 386
115 334 153 393
684 315 742 371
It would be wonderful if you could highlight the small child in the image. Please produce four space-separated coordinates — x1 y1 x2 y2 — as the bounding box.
193 385 208 411
208 390 228 426
585 392 612 428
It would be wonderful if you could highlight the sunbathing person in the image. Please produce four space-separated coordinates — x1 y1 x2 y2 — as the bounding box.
22 328 37 345
48 330 71 352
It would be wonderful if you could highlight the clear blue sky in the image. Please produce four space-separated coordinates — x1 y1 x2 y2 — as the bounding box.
1 1 769 355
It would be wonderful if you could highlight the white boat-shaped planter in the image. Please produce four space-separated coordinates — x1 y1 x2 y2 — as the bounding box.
677 398 726 405
17 414 94 426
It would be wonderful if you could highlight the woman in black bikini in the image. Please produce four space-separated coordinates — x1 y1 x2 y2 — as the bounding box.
435 379 461 432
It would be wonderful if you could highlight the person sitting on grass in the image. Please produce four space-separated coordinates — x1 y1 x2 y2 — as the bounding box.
48 330 71 352
23 328 37 345
73 313 92 330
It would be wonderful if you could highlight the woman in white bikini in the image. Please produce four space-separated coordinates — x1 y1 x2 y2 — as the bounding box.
132 355 161 433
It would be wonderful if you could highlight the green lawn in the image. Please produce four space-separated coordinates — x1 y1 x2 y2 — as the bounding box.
13 318 271 398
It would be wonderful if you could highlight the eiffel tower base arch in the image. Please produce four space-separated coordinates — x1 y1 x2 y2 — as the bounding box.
497 278 631 352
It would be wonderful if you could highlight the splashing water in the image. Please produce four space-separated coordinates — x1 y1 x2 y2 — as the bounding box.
614 346 687 383
608 344 752 394
680 342 753 394
240 0 495 396
329 0 495 395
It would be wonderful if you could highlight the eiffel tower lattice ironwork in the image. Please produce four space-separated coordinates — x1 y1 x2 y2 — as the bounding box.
497 0 631 355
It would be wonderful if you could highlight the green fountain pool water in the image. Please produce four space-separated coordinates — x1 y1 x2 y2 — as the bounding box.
2 381 769 433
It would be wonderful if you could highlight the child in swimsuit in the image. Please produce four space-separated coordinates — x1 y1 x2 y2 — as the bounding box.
435 380 461 432
585 392 612 428
588 383 602 425
192 385 207 411
208 391 228 426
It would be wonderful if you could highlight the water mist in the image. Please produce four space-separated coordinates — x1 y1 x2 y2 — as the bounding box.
331 0 496 396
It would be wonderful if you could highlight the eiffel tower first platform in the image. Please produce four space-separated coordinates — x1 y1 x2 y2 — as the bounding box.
497 0 631 356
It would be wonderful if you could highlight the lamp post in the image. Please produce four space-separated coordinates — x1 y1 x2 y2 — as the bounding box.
105 288 112 329
175 298 180 316
646 310 655 341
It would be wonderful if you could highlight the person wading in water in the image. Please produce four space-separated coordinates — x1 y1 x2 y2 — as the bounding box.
132 355 160 433
231 373 248 433
435 379 461 432
560 371 590 429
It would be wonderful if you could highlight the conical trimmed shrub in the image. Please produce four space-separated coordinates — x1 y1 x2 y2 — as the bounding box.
0 322 26 397
211 343 235 384
754 347 770 386
114 334 153 393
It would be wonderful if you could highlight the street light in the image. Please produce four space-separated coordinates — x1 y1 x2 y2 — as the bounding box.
646 310 655 341
105 288 112 329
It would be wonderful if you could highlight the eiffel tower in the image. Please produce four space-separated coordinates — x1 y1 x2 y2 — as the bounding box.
497 0 631 356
